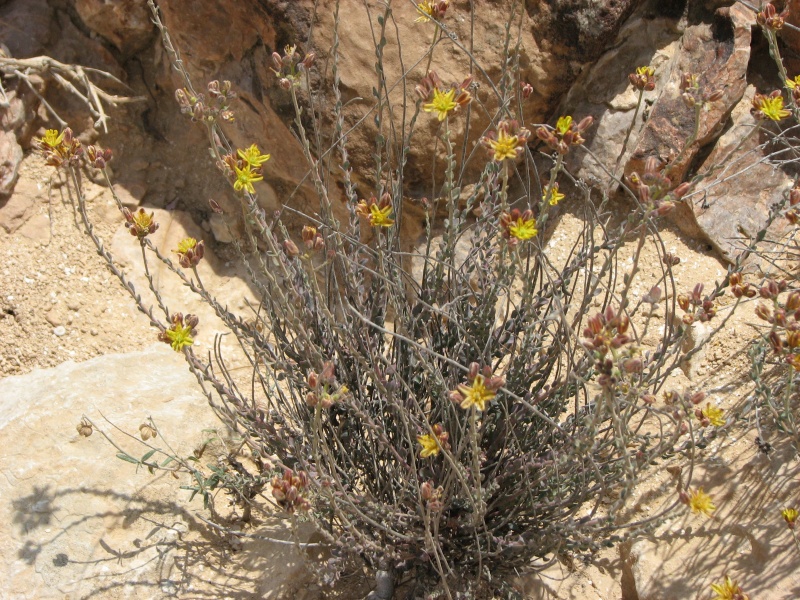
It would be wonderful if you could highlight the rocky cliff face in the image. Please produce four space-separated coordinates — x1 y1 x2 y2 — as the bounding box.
2 0 794 261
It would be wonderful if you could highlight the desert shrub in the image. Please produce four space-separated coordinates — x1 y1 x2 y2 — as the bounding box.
38 0 796 597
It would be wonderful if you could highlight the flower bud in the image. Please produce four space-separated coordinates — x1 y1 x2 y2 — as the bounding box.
283 239 299 257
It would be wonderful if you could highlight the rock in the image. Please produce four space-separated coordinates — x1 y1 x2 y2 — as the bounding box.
535 0 645 63
110 208 260 346
52 325 66 336
45 308 62 327
208 211 235 244
675 85 795 262
0 345 318 597
623 445 800 600
561 6 684 189
0 0 54 58
74 0 154 55
626 3 752 186
0 185 36 233
16 212 51 245
0 129 23 196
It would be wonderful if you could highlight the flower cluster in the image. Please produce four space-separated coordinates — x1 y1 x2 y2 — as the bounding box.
481 119 531 162
415 0 449 23
271 468 311 513
627 156 691 216
175 80 236 123
629 65 655 92
728 272 757 300
271 44 316 89
417 424 450 458
751 91 791 122
677 283 718 324
756 2 786 31
356 194 395 228
416 71 472 121
301 225 324 251
305 361 350 409
681 487 716 517
582 306 639 387
86 144 113 169
123 207 159 239
35 127 83 168
174 237 205 269
219 143 270 194
536 115 593 155
752 280 800 370
499 209 537 244
710 576 748 600
158 313 198 352
420 480 445 511
679 72 723 110
449 363 504 411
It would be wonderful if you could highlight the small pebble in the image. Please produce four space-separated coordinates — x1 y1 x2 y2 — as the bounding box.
53 326 66 337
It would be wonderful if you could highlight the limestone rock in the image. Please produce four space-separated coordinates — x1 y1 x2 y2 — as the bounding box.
109 207 260 349
0 345 317 598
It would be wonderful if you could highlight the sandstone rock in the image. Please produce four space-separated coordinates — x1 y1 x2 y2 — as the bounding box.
74 0 155 55
0 345 317 598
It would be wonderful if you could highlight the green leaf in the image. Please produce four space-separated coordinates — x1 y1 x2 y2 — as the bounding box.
161 456 174 467
141 449 157 463
116 453 139 465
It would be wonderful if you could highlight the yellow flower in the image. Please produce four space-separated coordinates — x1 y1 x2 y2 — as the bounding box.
555 115 573 136
237 144 271 168
701 403 725 427
415 0 448 22
233 164 264 194
176 237 198 254
39 129 64 149
356 196 395 227
710 576 748 600
124 208 159 239
368 203 394 227
636 66 655 77
508 215 538 241
423 87 458 121
787 75 800 89
543 183 565 206
457 374 496 411
782 507 799 529
753 93 791 121
687 488 716 517
417 433 440 458
487 129 521 162
159 314 198 352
